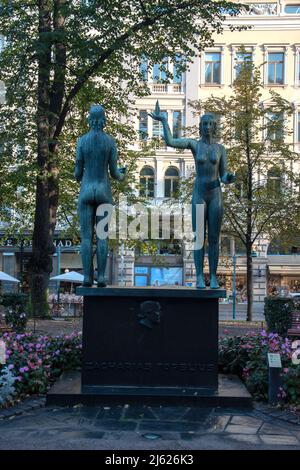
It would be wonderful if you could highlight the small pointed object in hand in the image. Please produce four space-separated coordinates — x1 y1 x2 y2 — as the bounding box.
155 100 160 115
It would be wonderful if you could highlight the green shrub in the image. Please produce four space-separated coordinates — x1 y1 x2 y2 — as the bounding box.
0 293 29 333
264 297 295 336
0 331 82 398
219 330 300 405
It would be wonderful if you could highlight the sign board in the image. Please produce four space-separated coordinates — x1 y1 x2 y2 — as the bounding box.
292 340 300 365
0 340 6 364
0 237 73 248
268 353 282 368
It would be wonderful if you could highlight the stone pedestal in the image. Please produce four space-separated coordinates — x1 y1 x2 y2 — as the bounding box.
81 286 223 391
47 286 251 407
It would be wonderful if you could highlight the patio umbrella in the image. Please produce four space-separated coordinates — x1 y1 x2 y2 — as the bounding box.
0 271 20 283
50 271 84 283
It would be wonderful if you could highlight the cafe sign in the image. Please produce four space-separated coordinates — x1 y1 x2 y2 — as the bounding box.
0 237 74 248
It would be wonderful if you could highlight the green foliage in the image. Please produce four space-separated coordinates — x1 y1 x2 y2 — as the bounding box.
219 331 300 405
0 331 82 397
283 366 300 404
0 1 246 317
0 293 29 332
0 0 246 233
264 297 295 336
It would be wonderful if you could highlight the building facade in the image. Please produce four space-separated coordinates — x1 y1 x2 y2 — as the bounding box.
1 1 300 302
130 0 300 301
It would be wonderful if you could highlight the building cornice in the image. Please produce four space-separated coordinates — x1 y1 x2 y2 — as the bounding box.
223 16 300 30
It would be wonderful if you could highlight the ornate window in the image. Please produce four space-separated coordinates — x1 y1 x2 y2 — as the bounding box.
140 166 155 197
152 111 167 139
267 166 282 194
284 4 300 14
173 111 182 138
139 56 148 81
139 110 148 140
266 112 284 141
164 167 179 198
268 52 284 85
152 59 168 83
173 54 183 86
235 52 253 80
205 52 221 84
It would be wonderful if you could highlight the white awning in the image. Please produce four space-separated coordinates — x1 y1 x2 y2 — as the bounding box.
50 271 84 283
268 265 300 275
0 271 20 282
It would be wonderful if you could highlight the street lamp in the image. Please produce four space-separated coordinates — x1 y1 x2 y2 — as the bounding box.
232 251 237 320
57 245 61 302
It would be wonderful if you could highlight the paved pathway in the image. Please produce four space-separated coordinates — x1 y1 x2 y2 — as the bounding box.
0 400 299 450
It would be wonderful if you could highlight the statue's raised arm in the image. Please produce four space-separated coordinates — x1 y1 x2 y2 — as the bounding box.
149 101 195 150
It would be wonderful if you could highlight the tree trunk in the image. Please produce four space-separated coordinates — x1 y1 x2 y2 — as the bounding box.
246 240 253 322
30 180 53 317
29 1 52 318
245 121 253 322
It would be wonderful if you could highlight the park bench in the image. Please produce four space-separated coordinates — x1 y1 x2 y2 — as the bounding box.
287 310 300 337
0 326 12 333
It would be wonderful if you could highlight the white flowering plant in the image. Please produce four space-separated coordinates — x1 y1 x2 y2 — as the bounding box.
0 366 16 406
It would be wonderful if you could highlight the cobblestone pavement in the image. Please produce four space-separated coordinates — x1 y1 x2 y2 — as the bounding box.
0 400 300 450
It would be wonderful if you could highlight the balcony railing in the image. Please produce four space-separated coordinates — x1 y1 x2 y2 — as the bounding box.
151 83 168 93
172 84 182 93
150 83 183 94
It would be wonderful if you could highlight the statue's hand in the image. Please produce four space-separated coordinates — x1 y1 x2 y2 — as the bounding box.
148 100 167 122
223 172 236 184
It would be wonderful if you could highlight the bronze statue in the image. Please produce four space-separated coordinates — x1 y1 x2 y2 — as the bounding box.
149 101 236 289
75 105 126 287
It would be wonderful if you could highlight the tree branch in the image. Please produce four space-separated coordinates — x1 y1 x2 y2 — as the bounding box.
225 206 247 243
49 0 67 140
52 1 204 141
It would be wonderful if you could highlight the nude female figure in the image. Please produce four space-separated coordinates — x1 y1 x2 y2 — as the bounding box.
75 105 126 287
149 102 236 289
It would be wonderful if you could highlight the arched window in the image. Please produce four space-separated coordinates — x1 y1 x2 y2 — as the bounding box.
140 166 155 197
164 167 179 198
267 166 282 195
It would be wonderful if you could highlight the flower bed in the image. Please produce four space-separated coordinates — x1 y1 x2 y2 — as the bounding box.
0 331 82 405
219 330 300 406
1 329 299 408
